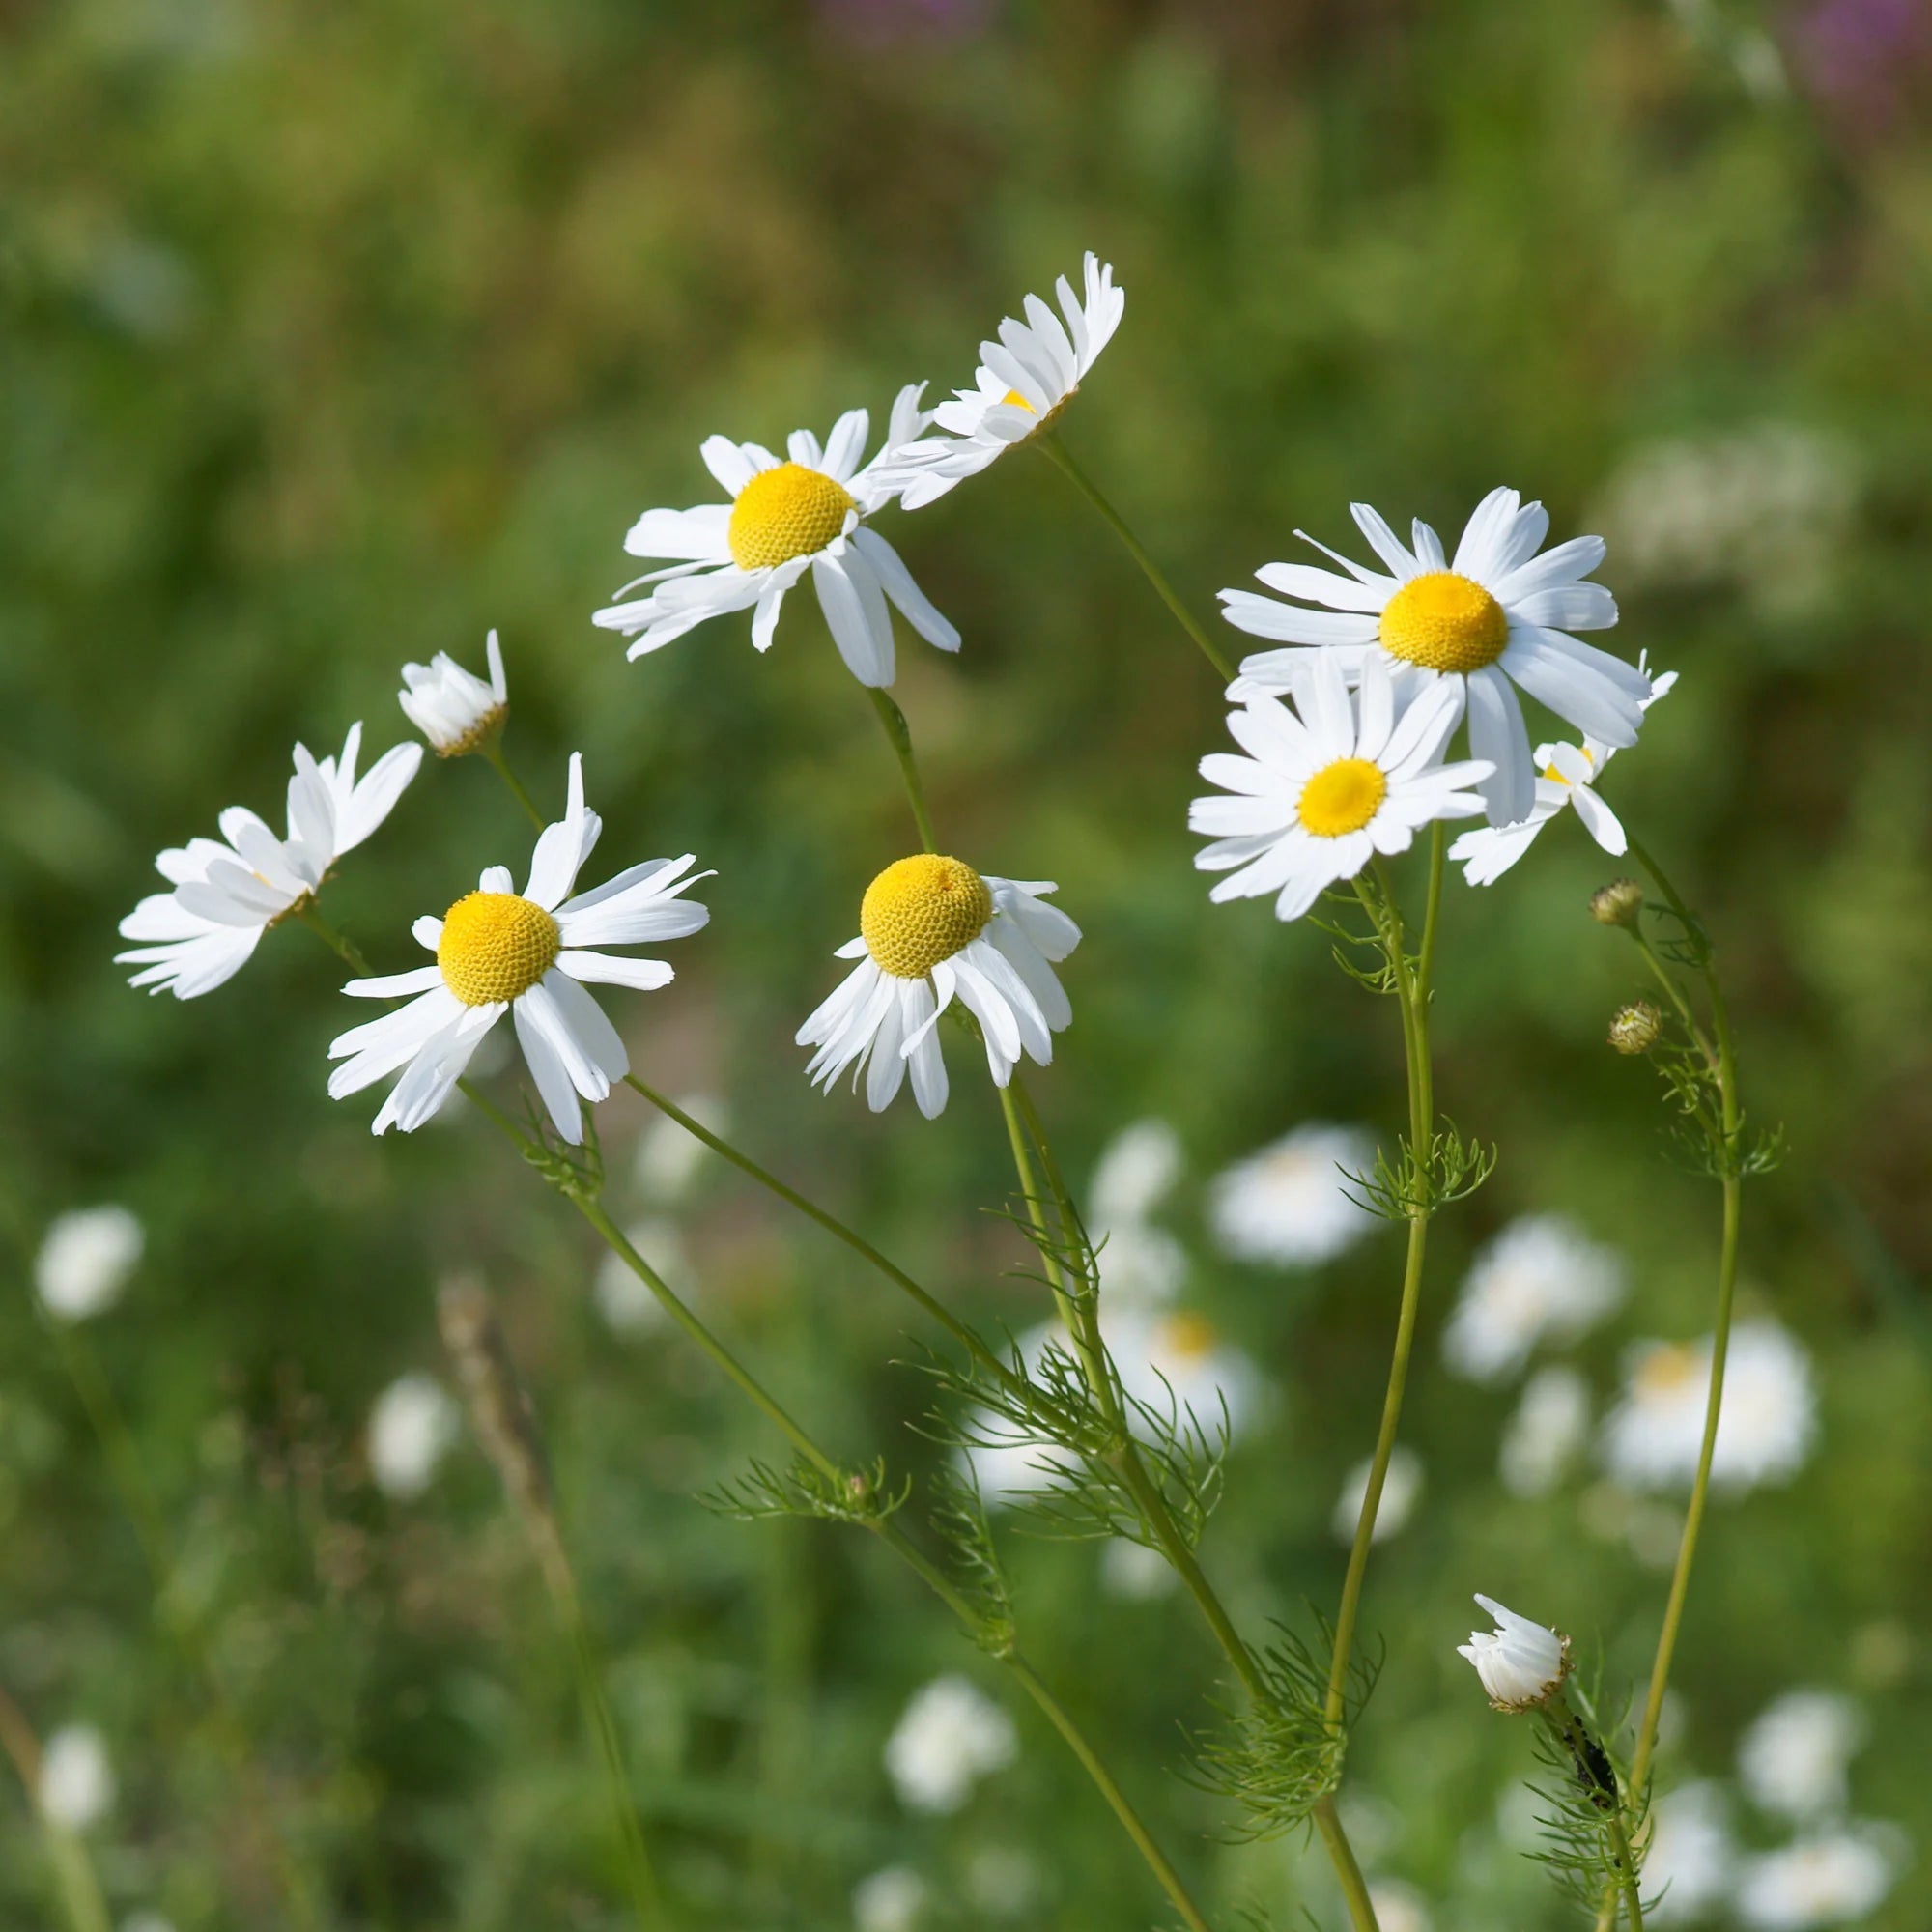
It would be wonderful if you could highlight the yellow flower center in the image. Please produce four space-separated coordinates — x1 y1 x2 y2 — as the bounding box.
1379 570 1510 673
1543 747 1596 786
438 891 561 1007
1157 1312 1219 1362
727 462 857 572
860 855 992 980
1000 389 1037 412
1635 1343 1699 1399
1296 757 1388 838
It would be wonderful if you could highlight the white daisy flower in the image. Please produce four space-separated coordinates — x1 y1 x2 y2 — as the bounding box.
1191 653 1492 921
327 754 709 1143
1332 1443 1425 1545
1600 1319 1817 1494
1498 1365 1592 1499
1090 1119 1187 1309
1221 487 1650 825
1208 1121 1379 1268
884 1674 1017 1815
38 1724 115 1830
1739 1690 1866 1822
1365 1882 1433 1932
35 1206 144 1322
117 724 422 999
1441 1213 1627 1385
853 1866 927 1932
1735 1827 1901 1930
1458 1593 1570 1712
591 384 958 688
873 251 1125 509
1641 1780 1737 1925
1450 658 1678 884
366 1373 459 1500
399 628 508 755
797 855 1078 1119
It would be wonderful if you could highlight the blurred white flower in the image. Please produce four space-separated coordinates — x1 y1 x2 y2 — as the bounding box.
1095 1221 1188 1308
1108 1307 1264 1441
1734 1827 1900 1929
1442 1214 1625 1384
1333 1444 1424 1545
122 1916 177 1932
39 1724 115 1830
853 1865 927 1932
1499 1365 1592 1497
367 1374 459 1500
1642 1780 1736 1924
1209 1122 1378 1267
884 1675 1017 1814
1457 1594 1568 1711
1595 423 1857 615
1739 1690 1865 1822
594 1218 696 1336
1100 1537 1177 1602
633 1094 728 1204
1366 1880 1433 1932
35 1206 144 1321
117 723 422 1000
1601 1320 1816 1494
1090 1119 1182 1228
399 629 507 755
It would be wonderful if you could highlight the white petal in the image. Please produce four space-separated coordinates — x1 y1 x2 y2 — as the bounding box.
812 553 895 687
556 950 675 991
1466 666 1535 826
850 528 960 652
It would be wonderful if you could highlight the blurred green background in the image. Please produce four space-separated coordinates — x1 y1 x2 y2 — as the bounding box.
4 0 1930 1926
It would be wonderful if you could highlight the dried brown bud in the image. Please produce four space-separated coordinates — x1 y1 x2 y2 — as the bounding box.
1590 878 1645 929
1608 1000 1663 1055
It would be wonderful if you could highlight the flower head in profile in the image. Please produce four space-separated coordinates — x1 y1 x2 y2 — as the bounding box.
35 1206 144 1322
1441 1213 1627 1385
399 629 508 756
1208 1122 1378 1267
592 385 958 688
884 1674 1017 1815
875 252 1124 508
1451 658 1678 884
1458 1593 1570 1712
1191 654 1492 922
797 854 1078 1118
1601 1319 1817 1494
117 724 422 999
327 754 710 1143
1222 488 1648 825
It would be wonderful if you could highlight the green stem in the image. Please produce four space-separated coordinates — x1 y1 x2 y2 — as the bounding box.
865 687 939 853
482 740 546 829
1607 1811 1646 1930
297 902 378 980
1314 1795 1382 1932
0 1684 115 1932
1037 433 1236 682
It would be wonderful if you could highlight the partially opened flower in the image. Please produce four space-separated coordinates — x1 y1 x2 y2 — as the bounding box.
399 629 509 755
327 754 709 1142
1191 653 1492 921
1450 659 1678 884
1222 488 1649 825
874 251 1124 508
1458 1594 1570 1712
592 384 958 688
797 855 1078 1118
117 724 422 999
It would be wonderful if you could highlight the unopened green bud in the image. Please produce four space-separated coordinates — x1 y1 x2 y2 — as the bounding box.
1608 1000 1662 1055
1590 878 1645 929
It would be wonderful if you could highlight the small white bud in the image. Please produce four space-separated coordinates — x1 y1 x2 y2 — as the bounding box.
1458 1593 1570 1712
398 629 508 755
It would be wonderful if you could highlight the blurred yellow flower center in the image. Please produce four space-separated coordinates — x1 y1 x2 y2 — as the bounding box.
1000 389 1037 412
1636 1343 1699 1398
727 462 857 572
861 855 992 979
1158 1312 1219 1362
1380 570 1509 672
1297 757 1387 838
438 891 560 1007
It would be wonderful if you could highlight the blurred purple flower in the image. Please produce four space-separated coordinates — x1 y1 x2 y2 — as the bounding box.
1792 0 1929 119
819 0 995 46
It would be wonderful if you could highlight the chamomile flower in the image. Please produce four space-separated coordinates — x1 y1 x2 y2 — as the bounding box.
1191 653 1492 921
591 384 958 688
1739 1690 1866 1821
885 1676 1017 1815
1458 1594 1570 1712
1450 659 1678 884
327 754 709 1143
1222 488 1649 825
399 629 508 755
1642 1781 1737 1924
1736 1827 1901 1929
117 724 422 1000
875 251 1125 508
797 855 1078 1118
1208 1122 1378 1267
1441 1213 1627 1385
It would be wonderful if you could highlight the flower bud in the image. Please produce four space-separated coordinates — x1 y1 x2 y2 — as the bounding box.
1590 878 1644 929
1608 1000 1662 1055
1458 1594 1570 1712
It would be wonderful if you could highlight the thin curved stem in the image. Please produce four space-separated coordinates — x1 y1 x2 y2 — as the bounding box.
1606 1811 1647 1930
1037 433 1236 682
482 741 546 829
866 687 939 853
